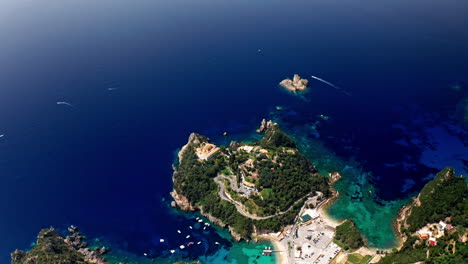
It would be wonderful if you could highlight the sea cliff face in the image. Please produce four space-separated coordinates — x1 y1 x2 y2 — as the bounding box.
170 132 243 240
380 167 468 263
394 167 466 235
11 226 107 264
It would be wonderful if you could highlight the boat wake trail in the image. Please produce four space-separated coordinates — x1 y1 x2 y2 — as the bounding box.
310 75 351 96
56 101 73 107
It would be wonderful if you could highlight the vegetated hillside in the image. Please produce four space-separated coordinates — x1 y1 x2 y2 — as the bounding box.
334 220 364 251
405 167 467 233
11 227 106 264
172 122 330 238
379 167 468 264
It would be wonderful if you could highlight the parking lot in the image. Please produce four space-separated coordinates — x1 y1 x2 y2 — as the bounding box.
289 218 341 264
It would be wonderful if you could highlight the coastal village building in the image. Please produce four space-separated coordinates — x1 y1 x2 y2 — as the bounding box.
242 180 257 190
301 209 320 223
418 232 430 240
195 142 220 161
259 149 269 154
238 145 254 153
438 221 447 230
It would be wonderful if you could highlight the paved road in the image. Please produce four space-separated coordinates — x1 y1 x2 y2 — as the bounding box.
214 175 314 220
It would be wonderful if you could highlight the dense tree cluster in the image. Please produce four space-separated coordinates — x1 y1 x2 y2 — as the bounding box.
379 167 468 264
334 220 364 251
259 124 296 149
379 230 468 264
11 229 91 264
173 147 253 237
254 151 329 212
173 125 331 238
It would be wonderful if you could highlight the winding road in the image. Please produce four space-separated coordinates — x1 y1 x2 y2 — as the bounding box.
214 175 316 220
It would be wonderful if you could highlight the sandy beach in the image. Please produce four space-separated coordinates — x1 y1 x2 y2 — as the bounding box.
270 239 288 264
317 199 343 228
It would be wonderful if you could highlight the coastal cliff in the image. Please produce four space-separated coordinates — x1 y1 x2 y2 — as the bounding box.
395 167 466 234
171 132 244 241
11 226 107 264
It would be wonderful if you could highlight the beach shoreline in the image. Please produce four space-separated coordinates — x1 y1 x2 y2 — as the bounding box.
270 238 287 264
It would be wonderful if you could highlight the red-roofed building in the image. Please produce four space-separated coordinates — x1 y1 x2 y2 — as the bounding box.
419 233 429 239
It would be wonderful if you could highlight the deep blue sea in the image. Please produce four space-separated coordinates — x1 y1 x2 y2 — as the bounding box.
0 0 467 262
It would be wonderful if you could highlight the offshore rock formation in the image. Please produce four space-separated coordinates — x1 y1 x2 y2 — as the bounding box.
256 118 276 133
11 226 107 264
279 74 309 92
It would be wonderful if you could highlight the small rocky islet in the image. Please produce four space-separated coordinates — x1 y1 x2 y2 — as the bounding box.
11 226 107 264
279 74 309 93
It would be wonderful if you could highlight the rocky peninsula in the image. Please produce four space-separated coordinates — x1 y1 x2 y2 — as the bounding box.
171 120 331 242
11 226 108 264
279 74 309 93
379 167 468 264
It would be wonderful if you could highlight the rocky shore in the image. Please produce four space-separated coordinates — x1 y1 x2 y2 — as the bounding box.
170 134 244 241
256 118 275 133
393 196 419 249
279 74 309 93
171 189 244 242
11 226 108 264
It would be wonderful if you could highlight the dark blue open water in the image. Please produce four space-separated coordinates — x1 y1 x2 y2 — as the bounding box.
0 0 467 262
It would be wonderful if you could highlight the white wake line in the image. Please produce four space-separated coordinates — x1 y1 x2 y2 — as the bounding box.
310 75 351 96
57 101 73 107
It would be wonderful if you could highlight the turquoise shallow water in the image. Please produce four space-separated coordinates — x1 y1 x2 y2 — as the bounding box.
199 224 276 264
88 210 277 264
199 240 276 264
326 168 408 249
269 110 409 249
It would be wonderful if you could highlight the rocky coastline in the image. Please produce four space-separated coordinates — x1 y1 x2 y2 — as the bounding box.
171 186 244 242
11 226 108 264
170 134 244 241
393 196 419 250
279 74 309 93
